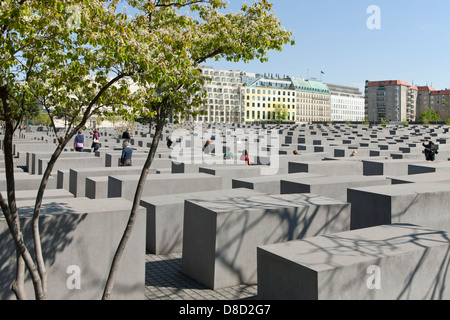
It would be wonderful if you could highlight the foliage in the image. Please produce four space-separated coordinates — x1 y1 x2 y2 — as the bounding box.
274 104 288 124
419 108 441 124
1 0 294 300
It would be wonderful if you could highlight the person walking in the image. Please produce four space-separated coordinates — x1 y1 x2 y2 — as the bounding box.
74 131 85 152
92 129 100 152
120 141 133 166
167 135 173 149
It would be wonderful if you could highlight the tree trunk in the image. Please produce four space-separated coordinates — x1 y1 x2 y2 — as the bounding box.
11 252 27 300
31 143 66 299
0 86 44 299
28 74 128 299
102 119 165 300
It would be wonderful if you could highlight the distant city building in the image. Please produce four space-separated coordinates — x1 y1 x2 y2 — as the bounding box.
365 80 450 122
327 84 365 122
365 80 417 122
242 75 296 123
191 65 365 124
291 78 331 123
420 88 450 120
195 66 246 124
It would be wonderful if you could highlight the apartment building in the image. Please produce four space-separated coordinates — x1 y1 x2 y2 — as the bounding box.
243 75 297 123
195 66 246 124
365 80 417 122
418 87 450 120
327 84 365 122
292 78 331 123
366 80 450 122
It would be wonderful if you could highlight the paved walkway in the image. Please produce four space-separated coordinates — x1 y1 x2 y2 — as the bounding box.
145 253 258 300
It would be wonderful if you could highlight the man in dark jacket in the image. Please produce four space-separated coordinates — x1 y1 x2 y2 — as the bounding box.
122 128 132 140
423 139 437 161
120 141 133 166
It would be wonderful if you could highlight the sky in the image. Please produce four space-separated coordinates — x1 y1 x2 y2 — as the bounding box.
205 0 450 92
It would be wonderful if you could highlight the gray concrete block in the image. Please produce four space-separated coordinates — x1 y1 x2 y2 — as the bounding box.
38 156 103 175
69 167 145 197
85 176 109 199
348 181 450 232
108 173 222 200
14 189 74 201
408 161 450 175
281 175 391 201
257 224 450 300
182 193 350 289
199 165 265 189
387 172 450 184
362 159 423 176
140 189 264 254
289 160 363 176
0 198 146 300
232 173 324 195
0 173 56 191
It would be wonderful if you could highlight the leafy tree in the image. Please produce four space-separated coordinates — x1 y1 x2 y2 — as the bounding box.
1 0 294 300
0 0 141 299
101 0 294 299
274 104 288 124
419 108 441 124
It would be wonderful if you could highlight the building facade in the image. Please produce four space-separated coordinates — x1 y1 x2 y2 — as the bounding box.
194 66 367 124
292 78 331 123
242 75 297 123
365 80 417 123
366 80 450 122
195 66 246 124
327 84 365 122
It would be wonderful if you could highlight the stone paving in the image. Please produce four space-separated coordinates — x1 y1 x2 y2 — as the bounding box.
145 253 257 300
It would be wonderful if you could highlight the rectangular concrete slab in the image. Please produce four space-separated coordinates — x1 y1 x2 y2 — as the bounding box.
108 173 223 200
348 181 450 231
257 224 450 300
140 188 265 254
362 159 424 176
182 193 350 289
281 175 391 201
288 160 363 176
199 165 265 189
69 167 146 197
387 171 450 184
232 173 325 195
0 197 146 300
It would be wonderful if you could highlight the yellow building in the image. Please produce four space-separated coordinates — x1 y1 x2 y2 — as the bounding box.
243 76 297 123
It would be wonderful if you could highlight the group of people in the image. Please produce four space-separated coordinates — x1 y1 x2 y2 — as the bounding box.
203 141 250 165
73 128 133 166
73 129 100 152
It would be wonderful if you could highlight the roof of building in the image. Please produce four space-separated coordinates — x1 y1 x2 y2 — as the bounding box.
430 90 450 95
367 80 412 87
291 78 330 94
326 83 362 95
417 86 436 91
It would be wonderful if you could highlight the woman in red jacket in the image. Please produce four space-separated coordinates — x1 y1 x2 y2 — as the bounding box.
240 150 250 166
